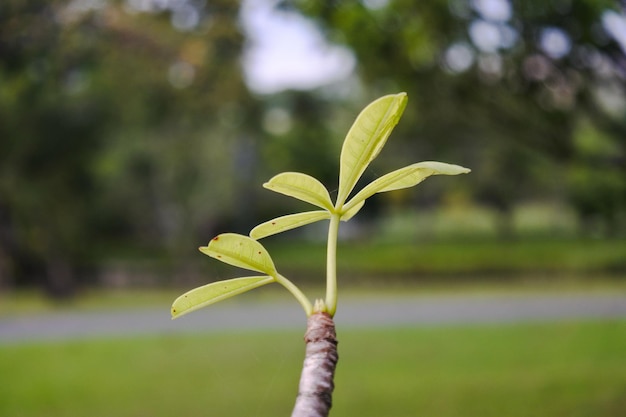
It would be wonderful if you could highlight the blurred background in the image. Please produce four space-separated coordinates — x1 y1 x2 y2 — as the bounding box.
1 0 625 416
0 0 625 297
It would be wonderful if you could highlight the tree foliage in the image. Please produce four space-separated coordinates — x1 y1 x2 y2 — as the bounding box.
0 0 257 294
290 0 626 235
1 0 624 293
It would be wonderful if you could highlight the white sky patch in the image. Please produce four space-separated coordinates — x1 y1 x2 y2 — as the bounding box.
240 0 356 94
471 0 512 22
602 10 626 54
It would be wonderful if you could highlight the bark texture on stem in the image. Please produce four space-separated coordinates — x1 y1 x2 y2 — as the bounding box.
291 312 338 417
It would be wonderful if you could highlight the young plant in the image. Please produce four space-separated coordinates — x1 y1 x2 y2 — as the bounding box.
171 92 470 417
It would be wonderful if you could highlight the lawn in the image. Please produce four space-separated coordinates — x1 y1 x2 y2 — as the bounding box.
267 238 626 277
1 320 625 417
93 237 626 286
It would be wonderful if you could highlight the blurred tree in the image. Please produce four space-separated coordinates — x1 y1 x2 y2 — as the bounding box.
567 118 626 236
0 0 259 294
289 0 626 237
260 92 339 187
0 0 113 295
2 0 624 294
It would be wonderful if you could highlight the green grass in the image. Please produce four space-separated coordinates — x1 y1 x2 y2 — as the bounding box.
266 238 626 277
0 288 183 317
96 237 626 279
1 320 625 417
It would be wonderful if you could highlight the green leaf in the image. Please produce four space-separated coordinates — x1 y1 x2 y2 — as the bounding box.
343 161 471 212
263 172 334 211
171 276 274 319
199 233 277 275
337 93 408 207
250 211 331 239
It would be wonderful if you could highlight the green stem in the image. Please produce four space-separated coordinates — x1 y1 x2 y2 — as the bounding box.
325 213 341 317
275 273 313 316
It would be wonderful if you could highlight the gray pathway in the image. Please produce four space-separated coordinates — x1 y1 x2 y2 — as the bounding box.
1 292 626 344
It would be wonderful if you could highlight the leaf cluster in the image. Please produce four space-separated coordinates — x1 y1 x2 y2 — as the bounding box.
171 93 470 319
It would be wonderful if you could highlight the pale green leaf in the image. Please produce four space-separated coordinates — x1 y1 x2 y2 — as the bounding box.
344 161 470 212
199 233 277 275
340 200 365 221
337 93 408 207
250 211 331 239
263 172 334 211
171 276 274 319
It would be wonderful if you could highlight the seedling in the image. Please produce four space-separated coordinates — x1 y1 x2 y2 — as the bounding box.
171 92 470 417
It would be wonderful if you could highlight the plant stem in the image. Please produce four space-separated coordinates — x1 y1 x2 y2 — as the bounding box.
275 273 313 316
291 311 338 417
325 214 340 317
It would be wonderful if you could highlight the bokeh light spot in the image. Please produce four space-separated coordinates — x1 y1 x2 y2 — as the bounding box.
443 42 475 73
539 27 572 59
168 61 195 89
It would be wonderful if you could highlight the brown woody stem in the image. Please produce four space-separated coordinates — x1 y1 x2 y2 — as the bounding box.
291 311 339 417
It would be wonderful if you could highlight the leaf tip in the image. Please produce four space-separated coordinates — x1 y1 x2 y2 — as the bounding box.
395 91 408 106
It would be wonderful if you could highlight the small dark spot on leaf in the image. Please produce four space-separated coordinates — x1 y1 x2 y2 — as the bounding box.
271 222 276 225
258 251 262 254
213 236 219 241
217 255 222 258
